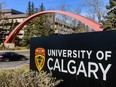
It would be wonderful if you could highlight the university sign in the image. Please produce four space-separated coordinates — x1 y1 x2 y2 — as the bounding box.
30 30 116 87
46 49 111 81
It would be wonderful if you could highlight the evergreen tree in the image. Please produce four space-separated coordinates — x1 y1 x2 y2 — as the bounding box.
27 1 32 16
75 22 89 33
0 5 11 42
102 0 116 30
21 2 54 47
39 3 45 11
31 2 35 14
9 19 19 32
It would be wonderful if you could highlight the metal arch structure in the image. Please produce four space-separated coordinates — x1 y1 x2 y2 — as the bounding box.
4 10 103 43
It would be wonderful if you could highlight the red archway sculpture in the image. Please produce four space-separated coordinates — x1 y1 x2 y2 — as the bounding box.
4 10 103 43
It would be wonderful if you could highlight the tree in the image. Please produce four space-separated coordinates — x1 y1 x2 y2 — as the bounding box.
82 0 106 23
58 2 69 23
74 21 89 33
21 2 54 47
70 8 89 33
0 1 20 44
0 1 10 43
102 0 116 30
9 19 19 32
26 1 32 16
58 1 90 33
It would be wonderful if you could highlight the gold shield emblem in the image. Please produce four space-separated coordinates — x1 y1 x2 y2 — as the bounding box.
35 48 45 71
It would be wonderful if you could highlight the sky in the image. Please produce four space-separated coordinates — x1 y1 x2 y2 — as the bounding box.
1 0 109 16
2 0 81 12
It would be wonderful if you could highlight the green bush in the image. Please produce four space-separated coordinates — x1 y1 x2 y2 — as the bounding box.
0 70 63 87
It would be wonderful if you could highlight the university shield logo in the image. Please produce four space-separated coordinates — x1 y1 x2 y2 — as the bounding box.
35 48 45 71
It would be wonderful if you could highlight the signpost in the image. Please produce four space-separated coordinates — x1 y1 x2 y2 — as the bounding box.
30 30 116 87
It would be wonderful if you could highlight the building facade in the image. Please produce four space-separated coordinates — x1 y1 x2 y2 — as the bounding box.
0 9 26 42
0 9 74 43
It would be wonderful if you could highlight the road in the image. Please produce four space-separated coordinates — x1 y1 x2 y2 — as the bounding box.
0 50 30 70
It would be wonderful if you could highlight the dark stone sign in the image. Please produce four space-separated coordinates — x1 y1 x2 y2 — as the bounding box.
30 30 116 87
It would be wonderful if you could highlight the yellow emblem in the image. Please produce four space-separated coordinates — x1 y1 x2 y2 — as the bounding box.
35 48 45 71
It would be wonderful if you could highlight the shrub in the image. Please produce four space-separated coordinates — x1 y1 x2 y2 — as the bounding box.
0 68 63 87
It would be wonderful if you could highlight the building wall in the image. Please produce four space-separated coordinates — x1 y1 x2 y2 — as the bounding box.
0 9 74 42
54 18 74 34
0 9 26 40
